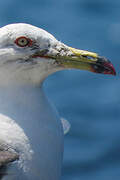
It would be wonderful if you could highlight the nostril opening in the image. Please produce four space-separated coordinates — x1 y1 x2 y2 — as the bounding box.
82 55 96 60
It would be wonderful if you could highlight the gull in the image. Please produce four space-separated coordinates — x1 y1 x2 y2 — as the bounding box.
0 23 116 180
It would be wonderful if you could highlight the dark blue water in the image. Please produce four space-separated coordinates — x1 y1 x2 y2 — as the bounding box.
0 0 120 179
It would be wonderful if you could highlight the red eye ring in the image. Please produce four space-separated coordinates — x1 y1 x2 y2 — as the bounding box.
15 36 33 47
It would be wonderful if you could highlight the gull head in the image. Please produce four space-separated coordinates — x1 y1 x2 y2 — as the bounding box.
0 23 116 85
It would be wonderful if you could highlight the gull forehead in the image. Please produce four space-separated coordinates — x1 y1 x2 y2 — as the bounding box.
0 23 57 47
0 23 56 39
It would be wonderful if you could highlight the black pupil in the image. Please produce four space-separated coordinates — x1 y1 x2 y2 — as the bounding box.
21 39 25 43
21 39 26 43
19 38 28 45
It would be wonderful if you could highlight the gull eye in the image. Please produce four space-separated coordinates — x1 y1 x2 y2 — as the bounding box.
15 36 32 47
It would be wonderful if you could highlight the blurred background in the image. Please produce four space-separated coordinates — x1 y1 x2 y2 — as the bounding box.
0 0 120 179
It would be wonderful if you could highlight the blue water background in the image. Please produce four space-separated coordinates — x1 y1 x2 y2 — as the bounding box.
0 0 120 179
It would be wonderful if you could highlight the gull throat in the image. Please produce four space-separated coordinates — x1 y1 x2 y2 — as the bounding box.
0 57 62 87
